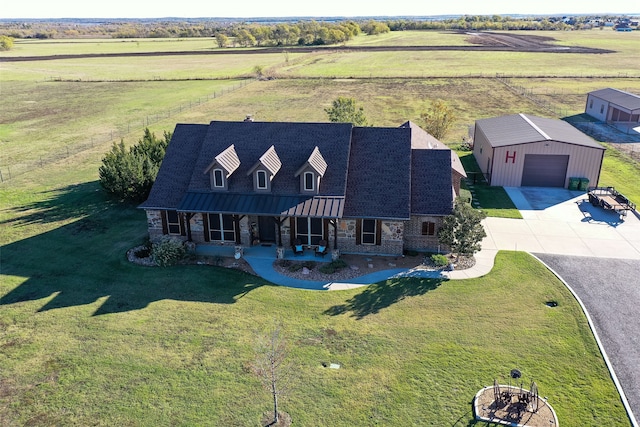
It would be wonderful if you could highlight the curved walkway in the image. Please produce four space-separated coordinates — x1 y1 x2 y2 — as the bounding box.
244 187 640 425
243 248 498 291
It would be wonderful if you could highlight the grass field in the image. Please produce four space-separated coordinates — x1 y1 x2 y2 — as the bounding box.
0 183 629 425
1 29 639 426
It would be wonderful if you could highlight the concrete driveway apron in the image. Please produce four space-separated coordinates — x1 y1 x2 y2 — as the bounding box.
482 187 640 424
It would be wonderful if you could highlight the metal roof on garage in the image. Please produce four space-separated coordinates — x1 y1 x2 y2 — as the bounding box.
588 88 640 112
475 113 604 149
178 191 345 218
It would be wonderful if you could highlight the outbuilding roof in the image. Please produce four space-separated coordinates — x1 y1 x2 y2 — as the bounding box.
588 88 640 112
475 113 604 150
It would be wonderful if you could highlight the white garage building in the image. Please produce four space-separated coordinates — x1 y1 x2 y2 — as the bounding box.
473 114 605 188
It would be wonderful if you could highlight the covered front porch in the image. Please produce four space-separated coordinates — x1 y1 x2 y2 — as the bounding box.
195 242 332 263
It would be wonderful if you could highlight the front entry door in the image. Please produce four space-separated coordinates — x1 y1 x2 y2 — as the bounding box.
258 216 276 243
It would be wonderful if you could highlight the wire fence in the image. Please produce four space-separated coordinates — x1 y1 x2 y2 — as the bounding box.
0 79 253 183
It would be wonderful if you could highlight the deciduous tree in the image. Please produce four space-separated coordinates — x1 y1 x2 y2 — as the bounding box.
253 323 292 426
420 99 456 140
325 97 369 126
0 35 14 51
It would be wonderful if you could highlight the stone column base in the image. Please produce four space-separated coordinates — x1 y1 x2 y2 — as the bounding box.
331 249 340 261
276 246 285 259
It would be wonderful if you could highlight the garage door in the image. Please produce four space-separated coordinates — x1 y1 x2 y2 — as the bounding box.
521 154 569 187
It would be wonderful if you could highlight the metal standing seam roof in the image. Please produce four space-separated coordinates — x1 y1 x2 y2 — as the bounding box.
588 88 640 112
476 114 604 150
247 145 282 176
178 192 345 218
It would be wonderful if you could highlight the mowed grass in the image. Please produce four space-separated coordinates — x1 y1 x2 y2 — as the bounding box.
1 29 638 426
0 180 628 425
599 144 640 205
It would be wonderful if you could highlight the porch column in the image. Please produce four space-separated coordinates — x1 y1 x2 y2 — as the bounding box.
331 219 338 249
275 217 283 247
185 212 195 241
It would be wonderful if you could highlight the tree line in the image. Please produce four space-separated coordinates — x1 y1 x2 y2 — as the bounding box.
3 14 633 45
0 19 389 46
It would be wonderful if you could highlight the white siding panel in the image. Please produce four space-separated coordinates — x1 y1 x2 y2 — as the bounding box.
586 94 610 121
491 142 603 187
472 127 493 180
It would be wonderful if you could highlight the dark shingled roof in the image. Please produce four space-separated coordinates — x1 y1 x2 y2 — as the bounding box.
411 149 455 216
343 127 412 219
189 121 352 195
139 123 208 210
141 120 457 219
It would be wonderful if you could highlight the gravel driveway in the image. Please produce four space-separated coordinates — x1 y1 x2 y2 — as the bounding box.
534 254 640 424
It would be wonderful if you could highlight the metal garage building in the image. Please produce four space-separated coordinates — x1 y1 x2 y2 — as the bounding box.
472 114 605 188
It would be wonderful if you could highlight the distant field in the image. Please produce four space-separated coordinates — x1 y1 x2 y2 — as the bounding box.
1 27 637 427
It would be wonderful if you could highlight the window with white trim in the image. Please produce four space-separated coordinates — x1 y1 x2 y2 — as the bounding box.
257 170 268 189
589 99 593 109
208 213 235 242
296 217 323 245
361 219 377 245
304 171 314 191
213 168 225 188
166 210 182 235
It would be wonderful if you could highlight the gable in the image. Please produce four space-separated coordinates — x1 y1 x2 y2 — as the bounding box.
188 121 352 196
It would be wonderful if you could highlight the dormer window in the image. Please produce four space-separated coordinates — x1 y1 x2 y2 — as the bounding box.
257 170 268 190
247 145 281 192
205 144 240 192
304 171 315 191
295 146 327 195
213 168 225 188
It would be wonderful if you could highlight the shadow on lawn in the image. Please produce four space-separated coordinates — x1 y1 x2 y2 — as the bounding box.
1 181 271 316
324 275 446 320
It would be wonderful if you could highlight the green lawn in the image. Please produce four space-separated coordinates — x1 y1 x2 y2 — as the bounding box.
1 29 638 426
0 181 628 425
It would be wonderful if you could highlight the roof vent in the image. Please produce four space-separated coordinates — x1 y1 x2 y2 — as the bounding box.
244 115 254 122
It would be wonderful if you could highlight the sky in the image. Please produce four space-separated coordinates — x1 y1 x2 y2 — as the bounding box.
2 0 638 19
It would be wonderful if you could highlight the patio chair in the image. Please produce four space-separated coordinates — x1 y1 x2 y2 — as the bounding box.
293 239 304 256
315 240 328 257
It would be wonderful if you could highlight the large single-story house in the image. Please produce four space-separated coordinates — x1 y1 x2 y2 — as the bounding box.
472 113 604 188
585 88 640 133
140 120 466 256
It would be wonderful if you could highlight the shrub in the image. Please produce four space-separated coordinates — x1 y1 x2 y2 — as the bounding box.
276 259 292 268
288 264 303 272
302 261 316 270
319 259 348 274
431 254 449 267
152 236 185 267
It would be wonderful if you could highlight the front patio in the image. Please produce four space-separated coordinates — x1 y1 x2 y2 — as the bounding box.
195 243 333 263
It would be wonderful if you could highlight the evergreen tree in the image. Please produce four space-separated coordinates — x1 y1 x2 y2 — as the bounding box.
99 128 171 202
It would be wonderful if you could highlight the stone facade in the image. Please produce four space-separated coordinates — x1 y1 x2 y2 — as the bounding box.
403 215 446 253
337 219 404 255
148 210 445 256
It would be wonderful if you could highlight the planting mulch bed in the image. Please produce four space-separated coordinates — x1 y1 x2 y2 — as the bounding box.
273 253 475 282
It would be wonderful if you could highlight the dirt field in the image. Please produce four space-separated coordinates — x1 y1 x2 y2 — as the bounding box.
0 31 612 62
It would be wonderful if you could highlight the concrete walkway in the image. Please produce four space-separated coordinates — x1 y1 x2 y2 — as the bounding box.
244 187 640 290
239 187 640 423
